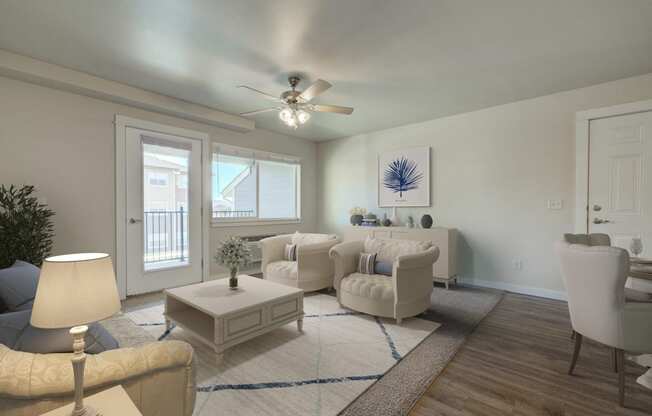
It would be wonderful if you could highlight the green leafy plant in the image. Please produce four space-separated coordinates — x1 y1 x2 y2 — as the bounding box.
0 185 55 268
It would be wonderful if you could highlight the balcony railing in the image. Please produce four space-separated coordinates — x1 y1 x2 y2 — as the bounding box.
212 209 256 219
144 209 188 265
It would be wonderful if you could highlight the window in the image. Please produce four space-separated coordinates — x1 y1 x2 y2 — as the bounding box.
148 172 168 187
212 145 300 222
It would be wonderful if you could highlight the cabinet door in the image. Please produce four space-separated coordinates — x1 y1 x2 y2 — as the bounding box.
373 230 392 239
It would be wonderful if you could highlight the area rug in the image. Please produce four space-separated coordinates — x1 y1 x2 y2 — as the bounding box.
126 293 441 416
340 285 503 416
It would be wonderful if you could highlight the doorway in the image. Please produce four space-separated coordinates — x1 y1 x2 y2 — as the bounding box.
588 110 652 254
116 116 210 298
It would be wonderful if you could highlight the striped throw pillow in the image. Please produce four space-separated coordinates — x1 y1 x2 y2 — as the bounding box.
284 243 297 261
357 252 377 274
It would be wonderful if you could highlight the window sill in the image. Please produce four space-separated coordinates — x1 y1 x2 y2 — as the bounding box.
211 219 302 228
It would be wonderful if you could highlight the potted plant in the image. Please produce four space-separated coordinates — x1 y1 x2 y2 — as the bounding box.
215 236 252 290
349 207 367 226
0 185 55 268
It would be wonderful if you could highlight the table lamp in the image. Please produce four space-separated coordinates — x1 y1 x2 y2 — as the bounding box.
31 253 121 416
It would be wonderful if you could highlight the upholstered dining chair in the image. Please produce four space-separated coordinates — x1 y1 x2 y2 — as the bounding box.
563 233 611 246
556 241 652 406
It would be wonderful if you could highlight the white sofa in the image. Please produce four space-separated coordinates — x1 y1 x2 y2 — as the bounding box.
261 232 340 292
329 237 439 324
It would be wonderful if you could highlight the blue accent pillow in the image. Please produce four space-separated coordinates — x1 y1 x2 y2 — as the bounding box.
0 260 40 311
374 261 393 276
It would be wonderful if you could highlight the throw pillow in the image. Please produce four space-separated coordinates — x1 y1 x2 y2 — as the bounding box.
374 261 393 276
0 309 119 354
284 243 297 261
357 252 377 274
0 260 40 311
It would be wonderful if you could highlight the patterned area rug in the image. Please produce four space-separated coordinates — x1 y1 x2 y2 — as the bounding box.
126 293 441 416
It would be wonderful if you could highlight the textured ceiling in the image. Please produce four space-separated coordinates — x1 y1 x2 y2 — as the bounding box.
1 0 651 141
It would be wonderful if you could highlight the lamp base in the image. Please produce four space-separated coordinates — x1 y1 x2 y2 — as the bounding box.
71 404 99 416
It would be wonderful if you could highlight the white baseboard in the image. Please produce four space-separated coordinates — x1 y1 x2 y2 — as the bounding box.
459 278 567 301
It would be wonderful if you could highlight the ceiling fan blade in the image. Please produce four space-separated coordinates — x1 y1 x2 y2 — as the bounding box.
237 85 283 102
239 108 279 116
311 104 354 115
298 79 332 102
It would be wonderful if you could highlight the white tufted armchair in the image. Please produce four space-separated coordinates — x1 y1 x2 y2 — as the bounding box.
556 241 652 406
329 237 439 324
261 232 340 292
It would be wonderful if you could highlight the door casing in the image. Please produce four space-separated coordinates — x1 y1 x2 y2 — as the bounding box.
115 115 210 299
575 99 652 233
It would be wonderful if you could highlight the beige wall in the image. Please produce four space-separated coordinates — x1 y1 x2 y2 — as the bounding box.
0 76 318 277
317 73 652 299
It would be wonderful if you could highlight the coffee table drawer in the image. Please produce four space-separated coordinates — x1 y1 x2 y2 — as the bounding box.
270 298 300 323
225 309 264 340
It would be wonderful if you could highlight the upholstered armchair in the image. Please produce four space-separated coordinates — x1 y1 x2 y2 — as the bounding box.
329 238 439 324
0 340 196 416
261 232 340 292
556 241 652 406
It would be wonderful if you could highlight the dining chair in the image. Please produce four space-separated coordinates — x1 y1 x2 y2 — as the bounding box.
556 241 652 406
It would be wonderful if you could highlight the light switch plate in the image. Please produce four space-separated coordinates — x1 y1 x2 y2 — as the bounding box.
547 199 563 210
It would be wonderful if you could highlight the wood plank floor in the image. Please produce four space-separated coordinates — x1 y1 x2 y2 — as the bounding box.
410 293 652 416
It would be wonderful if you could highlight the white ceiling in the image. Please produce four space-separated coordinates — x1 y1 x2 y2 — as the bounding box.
1 0 651 141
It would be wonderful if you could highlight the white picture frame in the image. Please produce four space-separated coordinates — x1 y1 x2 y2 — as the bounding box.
378 146 430 207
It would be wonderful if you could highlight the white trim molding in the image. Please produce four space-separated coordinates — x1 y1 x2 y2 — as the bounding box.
460 278 567 301
115 115 211 299
575 99 652 233
0 49 254 132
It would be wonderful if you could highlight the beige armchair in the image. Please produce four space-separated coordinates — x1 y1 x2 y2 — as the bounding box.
0 340 195 416
261 232 340 292
556 241 652 406
329 238 439 324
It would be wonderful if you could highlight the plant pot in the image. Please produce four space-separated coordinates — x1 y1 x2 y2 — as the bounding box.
350 214 363 225
229 268 238 290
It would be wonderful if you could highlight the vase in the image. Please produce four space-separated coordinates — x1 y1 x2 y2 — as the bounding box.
229 267 238 290
421 214 433 229
350 214 363 225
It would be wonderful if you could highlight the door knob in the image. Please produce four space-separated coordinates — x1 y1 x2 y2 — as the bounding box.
129 218 143 224
593 217 611 225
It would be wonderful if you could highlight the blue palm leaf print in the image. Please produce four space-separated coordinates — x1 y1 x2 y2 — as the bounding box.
383 157 423 197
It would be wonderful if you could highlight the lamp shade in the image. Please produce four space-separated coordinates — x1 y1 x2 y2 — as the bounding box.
31 253 121 329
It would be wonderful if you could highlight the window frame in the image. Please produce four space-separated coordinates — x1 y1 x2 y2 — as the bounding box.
211 144 302 227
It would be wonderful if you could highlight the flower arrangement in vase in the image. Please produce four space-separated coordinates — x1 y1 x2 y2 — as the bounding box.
215 236 252 290
349 207 367 226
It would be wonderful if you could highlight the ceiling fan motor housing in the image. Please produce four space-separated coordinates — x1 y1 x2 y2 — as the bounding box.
281 90 301 104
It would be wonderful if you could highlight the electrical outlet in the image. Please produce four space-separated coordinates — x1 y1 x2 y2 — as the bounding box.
512 259 523 270
547 199 563 210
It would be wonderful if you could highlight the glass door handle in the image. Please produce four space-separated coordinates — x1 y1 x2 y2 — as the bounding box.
129 218 143 224
593 218 611 224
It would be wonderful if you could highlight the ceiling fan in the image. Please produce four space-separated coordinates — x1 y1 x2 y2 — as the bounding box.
237 76 354 129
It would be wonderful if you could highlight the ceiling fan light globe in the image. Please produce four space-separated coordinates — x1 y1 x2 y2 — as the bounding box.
279 108 293 122
297 110 311 124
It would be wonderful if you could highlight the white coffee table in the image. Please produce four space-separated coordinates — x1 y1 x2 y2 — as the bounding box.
164 275 304 360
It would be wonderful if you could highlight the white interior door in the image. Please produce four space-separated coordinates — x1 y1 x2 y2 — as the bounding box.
125 127 203 295
588 111 652 256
